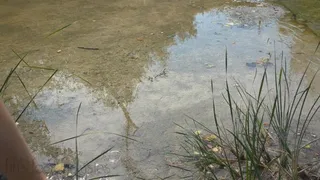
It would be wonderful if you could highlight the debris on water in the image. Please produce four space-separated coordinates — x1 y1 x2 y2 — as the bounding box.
203 134 217 141
257 57 270 64
195 130 201 135
161 31 164 34
148 76 154 82
305 144 311 149
246 62 258 67
46 162 75 170
110 150 120 153
130 54 139 59
297 132 301 136
15 122 19 125
77 47 99 50
53 163 65 172
225 22 235 27
212 146 222 153
246 61 273 68
57 50 62 53
167 34 175 38
148 68 167 82
136 37 144 41
312 134 317 138
256 3 265 7
205 63 215 68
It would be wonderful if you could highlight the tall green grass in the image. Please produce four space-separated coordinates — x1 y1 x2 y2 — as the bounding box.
177 50 320 179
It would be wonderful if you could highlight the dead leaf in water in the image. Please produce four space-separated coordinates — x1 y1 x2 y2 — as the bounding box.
194 130 201 135
203 134 217 141
53 163 65 172
305 145 311 149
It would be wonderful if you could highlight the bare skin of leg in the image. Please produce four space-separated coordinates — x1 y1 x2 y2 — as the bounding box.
0 101 46 180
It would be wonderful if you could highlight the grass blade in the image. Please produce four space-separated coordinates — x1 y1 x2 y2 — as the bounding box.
225 48 228 74
46 23 72 38
75 102 82 180
15 70 58 122
315 40 320 54
1 51 29 93
167 164 191 172
88 175 121 180
14 71 38 109
49 131 139 145
11 49 30 67
26 65 56 71
74 146 114 176
71 73 92 85
0 69 14 93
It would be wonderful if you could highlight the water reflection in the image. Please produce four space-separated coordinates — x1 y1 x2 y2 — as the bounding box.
0 0 319 179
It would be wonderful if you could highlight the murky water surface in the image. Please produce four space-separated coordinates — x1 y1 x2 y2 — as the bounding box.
1 0 320 179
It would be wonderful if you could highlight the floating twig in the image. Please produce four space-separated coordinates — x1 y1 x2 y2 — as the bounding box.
77 47 99 50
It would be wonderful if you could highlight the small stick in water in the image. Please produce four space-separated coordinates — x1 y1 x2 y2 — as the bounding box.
77 47 99 50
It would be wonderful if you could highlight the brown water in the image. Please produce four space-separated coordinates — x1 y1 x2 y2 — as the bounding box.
1 0 320 179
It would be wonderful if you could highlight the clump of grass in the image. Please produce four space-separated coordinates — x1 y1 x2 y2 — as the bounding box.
177 50 320 179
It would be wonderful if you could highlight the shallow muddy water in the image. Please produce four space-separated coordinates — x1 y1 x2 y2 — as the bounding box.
1 0 320 179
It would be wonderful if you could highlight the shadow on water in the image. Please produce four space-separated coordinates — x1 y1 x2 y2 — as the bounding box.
0 0 320 179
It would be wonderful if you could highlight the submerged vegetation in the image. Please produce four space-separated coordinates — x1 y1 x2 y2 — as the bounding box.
177 50 320 179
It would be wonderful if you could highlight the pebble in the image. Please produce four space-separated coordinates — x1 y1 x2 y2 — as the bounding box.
57 50 62 53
